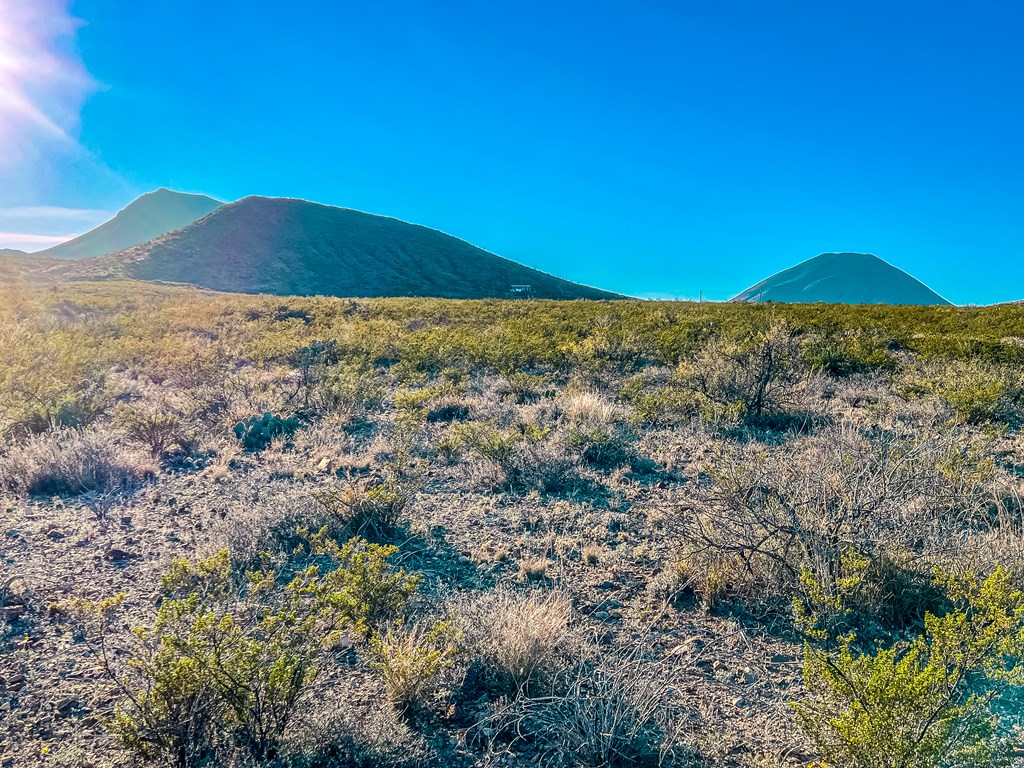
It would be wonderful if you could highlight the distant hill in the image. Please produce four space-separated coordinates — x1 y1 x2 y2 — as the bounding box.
36 189 223 261
732 252 951 306
67 197 620 300
0 251 64 283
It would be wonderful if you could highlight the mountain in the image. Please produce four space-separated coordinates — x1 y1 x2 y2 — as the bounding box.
0 249 27 258
35 189 223 261
731 252 951 306
69 196 620 299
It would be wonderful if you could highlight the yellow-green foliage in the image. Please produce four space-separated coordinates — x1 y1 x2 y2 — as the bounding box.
4 283 1024 431
795 568 1024 768
1 283 1024 446
79 532 419 766
900 361 1024 426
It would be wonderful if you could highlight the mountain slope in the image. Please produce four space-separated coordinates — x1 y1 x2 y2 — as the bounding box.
0 249 27 258
75 197 620 299
732 252 951 306
36 189 223 261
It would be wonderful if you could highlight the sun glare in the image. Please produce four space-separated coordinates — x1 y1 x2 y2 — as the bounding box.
0 0 87 148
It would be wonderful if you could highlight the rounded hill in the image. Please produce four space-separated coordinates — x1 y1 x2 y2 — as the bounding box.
731 252 951 306
90 197 620 300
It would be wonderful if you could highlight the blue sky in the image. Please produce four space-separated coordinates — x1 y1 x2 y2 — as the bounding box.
2 1 1022 303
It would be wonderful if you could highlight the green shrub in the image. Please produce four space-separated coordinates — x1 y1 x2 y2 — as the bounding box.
233 412 301 452
900 361 1024 426
795 568 1024 768
619 373 700 427
313 359 384 415
803 333 898 377
77 534 419 766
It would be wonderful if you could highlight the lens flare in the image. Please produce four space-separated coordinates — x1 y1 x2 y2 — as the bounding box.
0 0 93 157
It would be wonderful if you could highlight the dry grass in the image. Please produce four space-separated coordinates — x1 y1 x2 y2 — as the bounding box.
0 427 153 497
503 650 687 768
454 587 574 695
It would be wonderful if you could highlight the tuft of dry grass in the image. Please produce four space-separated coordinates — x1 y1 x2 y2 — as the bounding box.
505 650 687 768
454 587 574 695
368 621 459 712
0 427 153 497
561 390 620 426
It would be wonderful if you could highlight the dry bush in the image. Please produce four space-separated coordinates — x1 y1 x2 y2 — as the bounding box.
454 588 574 695
684 322 808 426
676 421 1006 629
0 427 153 497
452 421 579 493
294 681 434 767
112 401 186 457
313 475 414 540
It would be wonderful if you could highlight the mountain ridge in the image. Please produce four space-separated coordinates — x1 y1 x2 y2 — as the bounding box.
62 196 622 300
35 189 223 261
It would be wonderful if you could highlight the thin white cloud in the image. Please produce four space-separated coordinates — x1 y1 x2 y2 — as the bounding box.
0 205 110 220
0 232 75 244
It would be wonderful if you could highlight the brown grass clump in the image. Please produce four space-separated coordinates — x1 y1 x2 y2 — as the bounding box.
455 588 574 695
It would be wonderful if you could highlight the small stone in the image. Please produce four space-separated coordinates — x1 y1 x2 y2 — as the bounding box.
103 548 135 562
5 674 26 691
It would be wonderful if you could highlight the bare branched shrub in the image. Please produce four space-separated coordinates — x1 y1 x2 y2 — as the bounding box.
685 322 807 425
0 427 153 497
676 422 1005 628
112 402 185 457
454 588 574 695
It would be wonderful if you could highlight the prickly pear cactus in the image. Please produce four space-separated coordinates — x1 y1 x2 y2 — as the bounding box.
233 412 302 452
